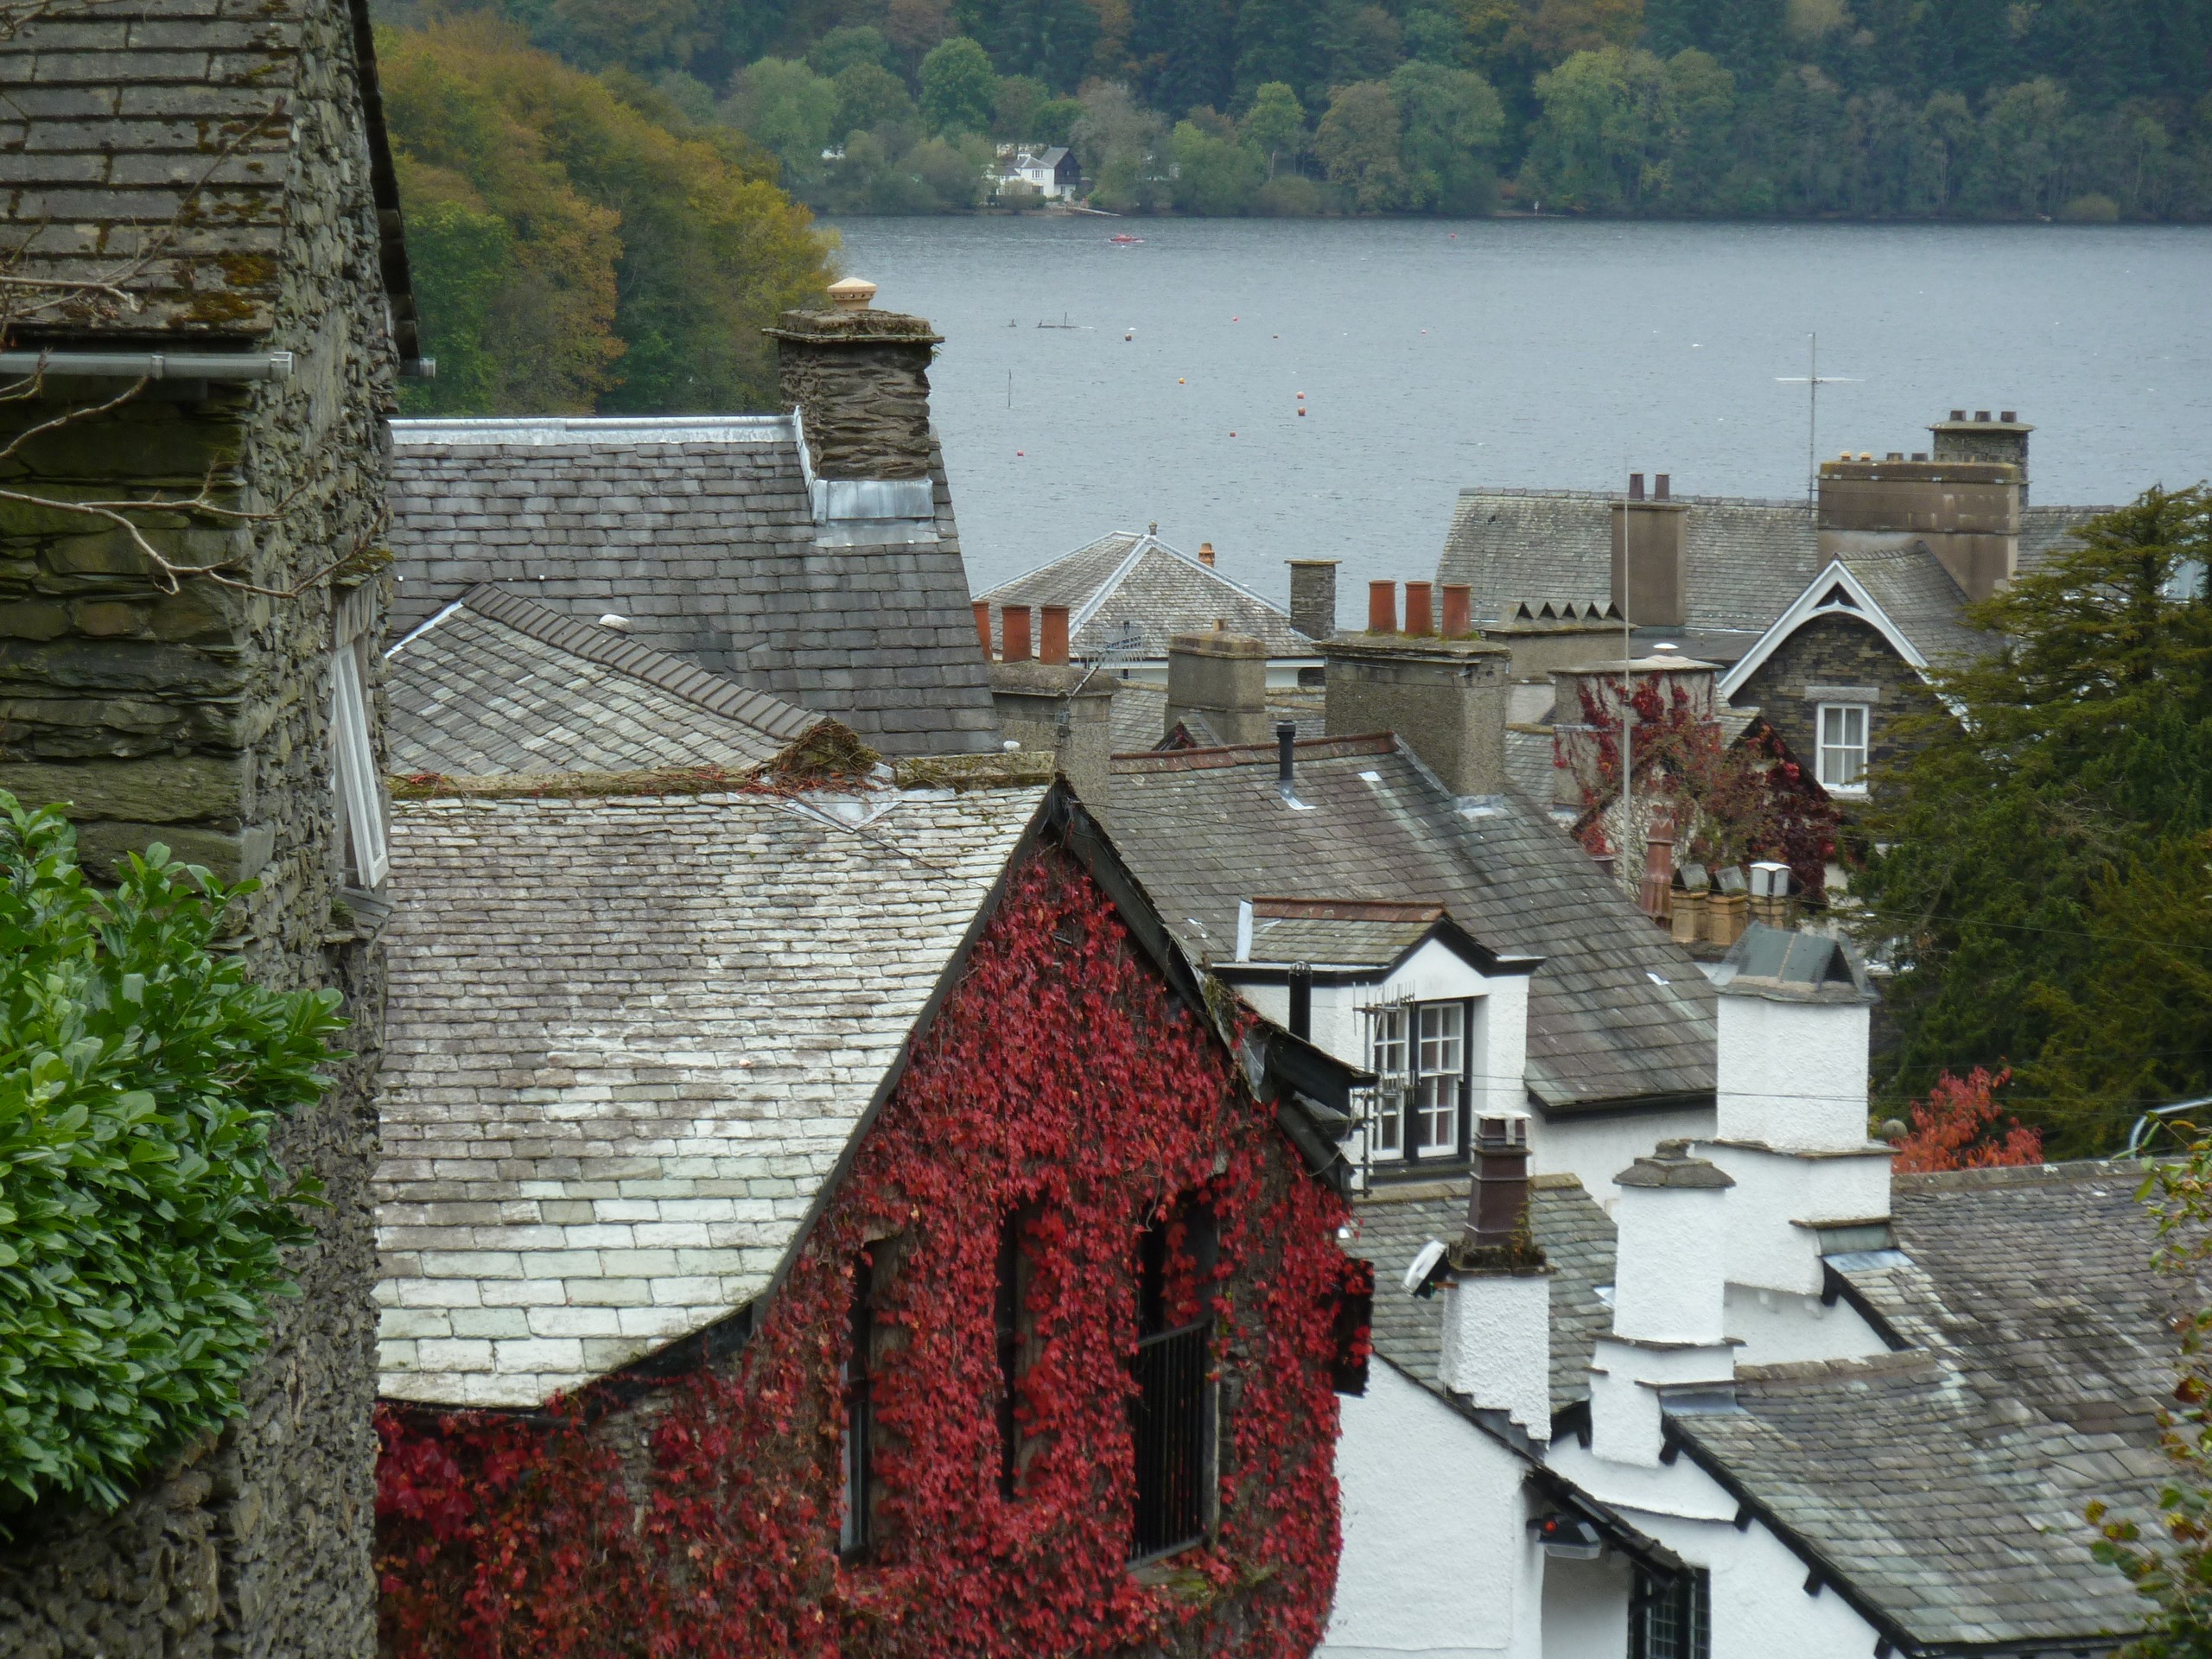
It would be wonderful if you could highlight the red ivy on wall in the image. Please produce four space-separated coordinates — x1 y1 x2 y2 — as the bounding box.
375 845 1351 1658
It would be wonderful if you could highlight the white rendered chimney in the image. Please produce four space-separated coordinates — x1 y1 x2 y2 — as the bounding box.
1707 925 1890 1297
1588 1141 1735 1466
1438 1116 1550 1434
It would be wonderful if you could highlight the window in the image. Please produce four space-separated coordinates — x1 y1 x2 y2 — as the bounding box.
329 643 387 887
839 1253 875 1556
995 1205 1040 1499
1414 1002 1465 1153
1632 1565 1710 1659
1365 1001 1469 1163
1369 1007 1407 1155
1130 1200 1216 1561
1817 702 1869 794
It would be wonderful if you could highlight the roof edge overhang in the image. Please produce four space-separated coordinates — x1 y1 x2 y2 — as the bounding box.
1717 560 1933 702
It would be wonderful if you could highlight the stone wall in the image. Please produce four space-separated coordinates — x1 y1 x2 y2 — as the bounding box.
1322 635 1511 798
771 308 941 481
0 2 396 1653
1728 612 1936 798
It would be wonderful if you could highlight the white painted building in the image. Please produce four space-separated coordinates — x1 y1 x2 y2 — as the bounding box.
1324 925 2164 1659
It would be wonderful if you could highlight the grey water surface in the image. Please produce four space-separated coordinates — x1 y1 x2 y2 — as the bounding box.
823 214 2212 620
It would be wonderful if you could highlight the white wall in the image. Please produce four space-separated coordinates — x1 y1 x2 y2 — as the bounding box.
1715 995 1869 1153
1325 1363 1547 1659
1540 1553 1629 1659
1703 1141 1891 1298
1529 1105 1715 1211
1442 1270 1550 1433
1724 1281 1891 1367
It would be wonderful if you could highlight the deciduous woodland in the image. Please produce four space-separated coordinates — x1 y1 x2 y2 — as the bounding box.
375 849 1351 1658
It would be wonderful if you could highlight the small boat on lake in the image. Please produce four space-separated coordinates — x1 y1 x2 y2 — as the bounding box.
1109 232 1144 245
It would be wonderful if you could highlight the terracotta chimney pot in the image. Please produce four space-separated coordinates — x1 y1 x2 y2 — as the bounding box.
1368 580 1398 634
972 599 991 657
1039 604 1070 665
1406 581 1434 637
1198 541 1217 568
1002 605 1033 662
1441 583 1472 638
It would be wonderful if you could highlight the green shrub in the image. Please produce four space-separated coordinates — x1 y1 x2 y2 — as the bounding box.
0 797 343 1517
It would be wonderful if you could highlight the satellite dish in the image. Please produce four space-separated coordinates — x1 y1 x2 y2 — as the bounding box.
1403 1238 1448 1299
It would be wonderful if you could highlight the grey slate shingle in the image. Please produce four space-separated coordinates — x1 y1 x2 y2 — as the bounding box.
385 584 820 777
385 417 1001 758
1109 736 1715 1110
373 784 1048 1408
978 531 1313 660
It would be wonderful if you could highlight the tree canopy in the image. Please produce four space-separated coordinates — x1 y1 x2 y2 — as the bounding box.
382 16 833 416
1851 486 2212 1155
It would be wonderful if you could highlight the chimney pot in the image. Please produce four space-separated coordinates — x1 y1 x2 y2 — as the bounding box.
1911 451 1928 461
1974 410 1992 422
1405 580 1434 637
1039 603 1071 665
972 599 991 657
1654 474 1670 500
1466 1115 1532 1249
1440 582 1472 638
1198 541 1217 568
1885 452 1903 461
1950 409 1967 421
1002 605 1033 662
1628 472 1645 501
2000 410 2016 423
1367 580 1398 634
826 275 877 310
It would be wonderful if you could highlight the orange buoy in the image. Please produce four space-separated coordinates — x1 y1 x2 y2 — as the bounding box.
1297 407 1306 416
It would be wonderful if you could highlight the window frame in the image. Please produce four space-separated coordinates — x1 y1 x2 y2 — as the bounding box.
1630 1564 1711 1659
839 1252 876 1558
1815 700 1870 797
329 639 388 887
1364 998 1472 1166
1129 1198 1218 1563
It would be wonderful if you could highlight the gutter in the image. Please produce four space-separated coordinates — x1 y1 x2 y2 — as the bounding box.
0 347 436 382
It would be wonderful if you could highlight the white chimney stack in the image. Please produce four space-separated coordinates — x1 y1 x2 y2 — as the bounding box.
1707 925 1890 1299
1436 1116 1551 1434
1588 1141 1735 1466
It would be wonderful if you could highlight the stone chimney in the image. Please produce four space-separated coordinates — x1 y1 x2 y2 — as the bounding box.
1929 409 2031 500
1165 626 1268 745
1287 560 1338 642
987 661 1116 815
768 281 943 524
1705 925 1889 1299
1611 474 1690 627
1588 1142 1736 1465
1437 1116 1550 1433
1818 454 2021 604
1322 632 1512 801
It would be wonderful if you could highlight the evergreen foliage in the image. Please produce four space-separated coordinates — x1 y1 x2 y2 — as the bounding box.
0 798 342 1517
380 16 832 416
1851 486 2212 1155
373 0 2212 218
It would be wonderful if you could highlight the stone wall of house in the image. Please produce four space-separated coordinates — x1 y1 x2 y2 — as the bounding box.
0 2 396 1653
1728 612 1938 794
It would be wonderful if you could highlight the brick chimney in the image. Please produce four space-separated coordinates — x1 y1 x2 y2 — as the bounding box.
1323 629 1511 801
1436 1114 1550 1433
768 282 943 524
1287 559 1338 641
1165 626 1268 745
1611 473 1690 627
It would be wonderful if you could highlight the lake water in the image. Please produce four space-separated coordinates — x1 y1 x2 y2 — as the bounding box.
823 216 2212 619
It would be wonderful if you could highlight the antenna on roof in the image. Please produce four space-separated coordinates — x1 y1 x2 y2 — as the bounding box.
1776 333 1860 510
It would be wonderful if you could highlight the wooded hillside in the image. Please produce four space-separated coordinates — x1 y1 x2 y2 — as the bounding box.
375 0 2212 219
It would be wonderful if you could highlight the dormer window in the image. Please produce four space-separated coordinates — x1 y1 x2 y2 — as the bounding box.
1366 1000 1470 1163
1816 702 1869 795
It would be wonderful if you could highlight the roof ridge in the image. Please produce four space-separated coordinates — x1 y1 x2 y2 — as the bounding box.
1457 486 1812 510
1111 733 1397 772
461 584 819 741
1893 1158 2135 1193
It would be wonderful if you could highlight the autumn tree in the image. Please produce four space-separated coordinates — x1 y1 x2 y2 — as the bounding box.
1851 486 2212 1154
1887 1068 2043 1173
381 16 831 416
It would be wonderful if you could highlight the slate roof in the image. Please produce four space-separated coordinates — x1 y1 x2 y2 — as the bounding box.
1676 1161 2192 1647
385 584 820 778
385 417 1000 757
2019 504 2105 571
1437 488 1820 643
1243 910 1440 969
373 783 1047 1408
1105 680 1324 754
1109 736 1715 1109
977 531 1314 661
0 0 418 357
1347 1173 1618 1414
1834 546 1986 669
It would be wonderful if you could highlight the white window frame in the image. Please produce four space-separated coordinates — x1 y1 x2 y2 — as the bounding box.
1364 999 1468 1163
1815 701 1870 796
330 642 388 887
